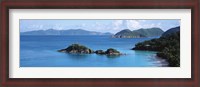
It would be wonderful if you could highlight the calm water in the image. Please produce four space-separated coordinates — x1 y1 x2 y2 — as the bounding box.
20 35 166 67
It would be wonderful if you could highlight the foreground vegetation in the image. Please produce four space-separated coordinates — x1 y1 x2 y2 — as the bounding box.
132 27 180 67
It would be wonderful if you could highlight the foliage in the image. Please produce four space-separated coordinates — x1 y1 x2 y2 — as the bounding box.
105 48 121 56
133 31 180 67
114 29 141 38
114 28 164 38
134 28 164 37
60 44 121 56
161 26 180 37
105 48 120 54
65 44 93 54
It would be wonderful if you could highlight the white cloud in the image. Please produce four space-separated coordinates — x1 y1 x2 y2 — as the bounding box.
127 20 141 30
113 20 123 30
95 20 163 33
138 20 146 22
126 20 162 30
39 25 43 29
27 24 44 30
22 20 174 33
81 23 86 27
178 20 181 24
53 24 63 30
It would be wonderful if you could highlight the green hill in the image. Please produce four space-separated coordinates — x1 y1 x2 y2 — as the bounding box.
134 28 164 37
113 28 164 38
113 29 143 38
161 26 180 37
132 26 180 67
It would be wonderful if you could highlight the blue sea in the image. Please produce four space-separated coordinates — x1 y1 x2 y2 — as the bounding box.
20 35 167 67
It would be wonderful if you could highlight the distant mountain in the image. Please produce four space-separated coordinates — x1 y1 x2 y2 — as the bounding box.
161 26 180 37
21 29 113 35
113 28 164 38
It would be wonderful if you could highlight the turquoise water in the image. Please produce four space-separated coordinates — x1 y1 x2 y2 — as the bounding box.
20 35 165 67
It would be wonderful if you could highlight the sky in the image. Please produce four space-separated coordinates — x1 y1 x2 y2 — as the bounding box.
20 19 180 33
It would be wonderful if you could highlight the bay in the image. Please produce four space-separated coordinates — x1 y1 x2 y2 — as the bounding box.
20 35 166 67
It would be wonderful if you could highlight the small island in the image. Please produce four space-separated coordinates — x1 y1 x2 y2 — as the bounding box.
58 44 93 54
95 48 121 55
58 44 122 56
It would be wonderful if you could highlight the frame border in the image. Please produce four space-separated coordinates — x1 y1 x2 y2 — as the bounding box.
1 0 199 87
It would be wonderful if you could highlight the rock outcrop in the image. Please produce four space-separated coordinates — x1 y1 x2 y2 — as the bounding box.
105 48 121 55
58 44 122 56
95 50 105 54
58 44 93 54
95 48 121 55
